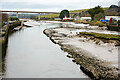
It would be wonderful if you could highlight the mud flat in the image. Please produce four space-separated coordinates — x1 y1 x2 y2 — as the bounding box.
43 27 119 79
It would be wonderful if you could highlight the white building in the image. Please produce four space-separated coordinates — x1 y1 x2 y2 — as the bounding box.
105 16 120 21
80 17 92 21
63 16 74 21
74 16 81 20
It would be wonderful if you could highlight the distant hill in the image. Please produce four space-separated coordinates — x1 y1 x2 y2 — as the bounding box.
8 13 49 18
70 7 108 13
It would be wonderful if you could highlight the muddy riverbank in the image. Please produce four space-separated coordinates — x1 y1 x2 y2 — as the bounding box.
43 27 119 79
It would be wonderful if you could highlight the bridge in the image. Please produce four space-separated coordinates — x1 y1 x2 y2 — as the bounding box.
0 10 77 20
0 10 60 20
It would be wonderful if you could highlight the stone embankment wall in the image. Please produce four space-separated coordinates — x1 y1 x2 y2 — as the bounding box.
1 21 21 72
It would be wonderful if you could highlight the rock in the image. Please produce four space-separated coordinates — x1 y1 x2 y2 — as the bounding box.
66 55 72 58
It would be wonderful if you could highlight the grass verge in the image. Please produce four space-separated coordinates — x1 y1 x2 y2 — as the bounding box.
79 32 120 41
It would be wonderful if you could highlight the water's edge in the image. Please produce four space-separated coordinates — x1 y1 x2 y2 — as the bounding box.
43 27 119 79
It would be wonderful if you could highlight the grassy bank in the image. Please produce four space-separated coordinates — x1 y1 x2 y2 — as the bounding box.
88 21 107 27
79 32 120 41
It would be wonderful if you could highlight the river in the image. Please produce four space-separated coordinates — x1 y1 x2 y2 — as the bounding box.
4 21 88 78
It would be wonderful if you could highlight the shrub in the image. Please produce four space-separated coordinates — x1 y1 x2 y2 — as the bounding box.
9 17 19 21
94 12 105 21
89 21 106 27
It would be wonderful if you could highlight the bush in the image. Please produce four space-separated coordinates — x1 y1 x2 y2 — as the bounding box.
89 21 107 27
0 13 8 22
0 21 6 28
94 12 105 21
107 25 119 31
82 21 89 24
9 21 21 30
9 17 19 21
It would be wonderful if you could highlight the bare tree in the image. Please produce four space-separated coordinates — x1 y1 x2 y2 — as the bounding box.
0 13 8 22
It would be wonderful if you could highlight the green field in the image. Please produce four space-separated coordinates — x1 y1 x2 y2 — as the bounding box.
40 9 89 18
41 13 60 18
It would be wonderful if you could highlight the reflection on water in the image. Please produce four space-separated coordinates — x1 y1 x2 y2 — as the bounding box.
5 22 88 78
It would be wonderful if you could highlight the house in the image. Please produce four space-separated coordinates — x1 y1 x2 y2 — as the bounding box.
74 16 81 20
80 17 92 21
105 16 120 21
62 16 74 21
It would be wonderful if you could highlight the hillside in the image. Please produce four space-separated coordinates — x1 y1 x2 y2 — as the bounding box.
40 7 109 18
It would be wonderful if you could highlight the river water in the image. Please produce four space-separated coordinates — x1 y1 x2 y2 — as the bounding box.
4 21 88 78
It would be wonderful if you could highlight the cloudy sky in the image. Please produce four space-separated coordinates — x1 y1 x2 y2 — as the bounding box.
0 0 119 12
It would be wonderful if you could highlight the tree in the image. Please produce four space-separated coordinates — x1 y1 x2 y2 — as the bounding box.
9 17 19 21
0 13 8 28
30 16 38 19
94 12 105 21
88 6 104 20
59 9 70 19
0 13 8 22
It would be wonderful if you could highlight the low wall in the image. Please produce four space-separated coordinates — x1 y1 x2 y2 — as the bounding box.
1 21 21 72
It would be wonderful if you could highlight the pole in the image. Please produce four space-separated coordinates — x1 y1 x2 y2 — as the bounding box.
16 12 18 18
38 13 40 20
